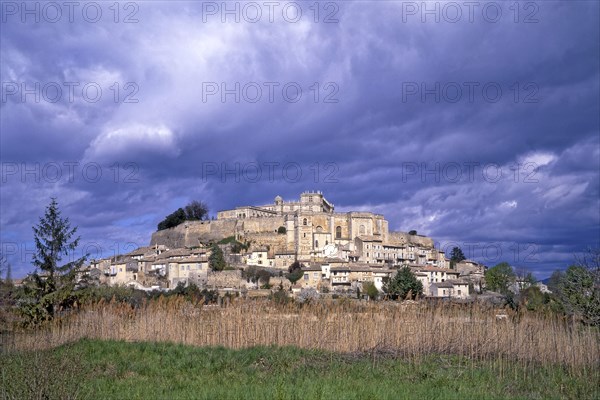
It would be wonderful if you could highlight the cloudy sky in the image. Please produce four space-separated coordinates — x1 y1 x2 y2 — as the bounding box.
1 1 598 279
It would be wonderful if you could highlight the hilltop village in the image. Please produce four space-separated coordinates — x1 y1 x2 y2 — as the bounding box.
85 192 487 298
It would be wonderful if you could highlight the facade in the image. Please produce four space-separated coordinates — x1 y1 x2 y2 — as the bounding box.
96 192 481 296
410 265 471 299
215 192 450 271
430 281 470 299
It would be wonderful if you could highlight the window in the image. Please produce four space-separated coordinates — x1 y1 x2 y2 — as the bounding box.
336 226 342 239
458 290 461 295
315 240 319 248
304 274 309 281
303 218 307 226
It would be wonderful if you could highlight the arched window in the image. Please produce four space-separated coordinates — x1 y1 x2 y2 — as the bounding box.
335 226 341 239
303 218 307 226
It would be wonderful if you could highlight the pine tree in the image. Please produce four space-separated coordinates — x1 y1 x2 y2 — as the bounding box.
209 243 226 271
383 266 423 300
24 198 87 323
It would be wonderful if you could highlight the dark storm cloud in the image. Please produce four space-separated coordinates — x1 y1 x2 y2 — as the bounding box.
1 1 598 278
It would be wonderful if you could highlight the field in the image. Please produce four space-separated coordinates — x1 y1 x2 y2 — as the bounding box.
1 298 599 399
2 339 599 400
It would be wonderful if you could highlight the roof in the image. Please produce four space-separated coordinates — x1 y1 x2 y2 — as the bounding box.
348 265 394 273
432 282 454 289
446 279 469 285
301 266 322 271
356 235 383 242
125 246 155 256
159 248 193 258
171 257 207 264
330 265 351 271
410 266 459 274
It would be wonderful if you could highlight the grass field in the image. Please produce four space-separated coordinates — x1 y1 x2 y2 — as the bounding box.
1 339 598 400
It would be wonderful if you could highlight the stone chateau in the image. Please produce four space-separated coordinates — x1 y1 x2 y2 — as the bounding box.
87 192 485 298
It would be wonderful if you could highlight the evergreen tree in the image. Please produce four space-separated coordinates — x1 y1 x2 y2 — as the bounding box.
24 198 87 323
286 261 304 284
450 247 466 263
383 266 423 300
209 244 226 271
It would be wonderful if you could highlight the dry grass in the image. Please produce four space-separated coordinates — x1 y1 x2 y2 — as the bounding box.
2 297 598 376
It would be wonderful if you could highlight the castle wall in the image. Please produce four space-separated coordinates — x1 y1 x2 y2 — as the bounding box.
150 219 237 248
388 231 435 247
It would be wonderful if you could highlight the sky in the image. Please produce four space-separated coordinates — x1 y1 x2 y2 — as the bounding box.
1 1 598 279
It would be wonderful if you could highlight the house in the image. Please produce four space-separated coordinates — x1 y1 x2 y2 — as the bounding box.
246 248 271 267
300 265 323 289
410 265 461 296
330 266 351 287
274 251 295 269
167 256 209 288
109 257 139 285
430 280 470 298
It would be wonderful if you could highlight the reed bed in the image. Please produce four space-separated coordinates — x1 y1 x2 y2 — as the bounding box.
2 297 598 376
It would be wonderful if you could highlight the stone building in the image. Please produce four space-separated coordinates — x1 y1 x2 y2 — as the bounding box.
142 191 465 291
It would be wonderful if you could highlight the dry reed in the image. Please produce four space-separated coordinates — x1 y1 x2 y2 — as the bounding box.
2 298 598 376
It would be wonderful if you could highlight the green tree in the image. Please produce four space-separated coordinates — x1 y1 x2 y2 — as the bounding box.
157 208 186 230
450 247 466 268
362 281 379 300
157 201 210 230
286 261 304 284
484 262 515 294
557 265 598 325
383 266 423 300
23 198 87 323
209 244 226 271
184 200 209 221
257 269 271 282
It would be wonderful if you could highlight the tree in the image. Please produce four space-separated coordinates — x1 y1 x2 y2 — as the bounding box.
24 198 87 323
362 281 379 300
484 262 515 294
408 230 417 235
257 269 271 288
209 244 226 271
450 247 466 263
157 201 210 231
286 261 304 284
383 266 423 300
556 265 598 325
184 200 209 221
157 208 186 230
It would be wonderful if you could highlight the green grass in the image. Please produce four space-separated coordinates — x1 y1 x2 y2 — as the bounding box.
1 339 598 400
